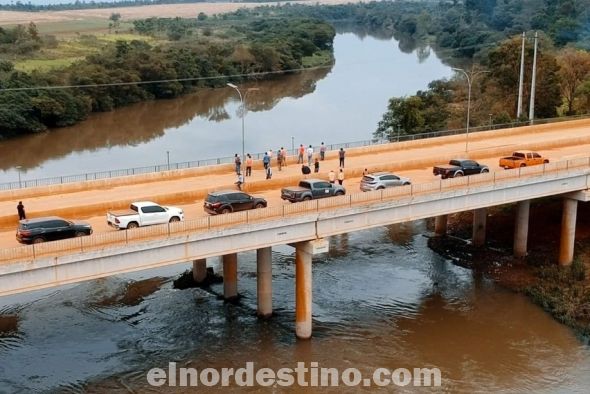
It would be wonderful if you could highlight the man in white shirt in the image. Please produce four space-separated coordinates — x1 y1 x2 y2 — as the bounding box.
307 145 314 166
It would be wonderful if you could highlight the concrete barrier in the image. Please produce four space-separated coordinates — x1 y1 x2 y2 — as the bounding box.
4 117 590 202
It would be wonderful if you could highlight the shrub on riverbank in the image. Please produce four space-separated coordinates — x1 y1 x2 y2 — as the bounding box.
526 258 590 335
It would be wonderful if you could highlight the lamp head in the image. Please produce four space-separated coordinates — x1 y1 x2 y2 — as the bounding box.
226 83 237 89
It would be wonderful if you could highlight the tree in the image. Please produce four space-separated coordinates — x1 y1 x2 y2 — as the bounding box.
557 48 590 114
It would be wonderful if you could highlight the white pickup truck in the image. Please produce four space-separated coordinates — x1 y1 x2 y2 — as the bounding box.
107 201 184 230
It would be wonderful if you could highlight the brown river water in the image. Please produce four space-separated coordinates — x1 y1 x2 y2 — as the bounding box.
0 31 589 393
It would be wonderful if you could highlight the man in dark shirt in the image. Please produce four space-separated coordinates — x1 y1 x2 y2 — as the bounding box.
17 201 26 220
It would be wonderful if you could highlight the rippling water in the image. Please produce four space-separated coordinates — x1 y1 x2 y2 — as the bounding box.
0 222 588 392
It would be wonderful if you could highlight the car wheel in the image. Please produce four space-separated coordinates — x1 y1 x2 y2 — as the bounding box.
32 237 45 244
303 196 312 201
377 186 385 190
127 222 139 229
74 231 86 237
441 175 447 180
544 159 549 164
169 216 180 223
520 163 526 168
403 182 411 186
481 168 489 173
221 207 232 214
255 203 265 209
454 172 464 177
335 191 344 196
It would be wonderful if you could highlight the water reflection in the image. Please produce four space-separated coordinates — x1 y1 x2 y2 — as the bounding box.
0 67 330 173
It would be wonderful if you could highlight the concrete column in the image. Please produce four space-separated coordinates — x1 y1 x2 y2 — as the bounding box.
472 208 487 247
434 215 448 237
559 198 578 266
513 200 530 258
256 247 272 318
192 259 207 283
295 244 313 339
223 253 238 300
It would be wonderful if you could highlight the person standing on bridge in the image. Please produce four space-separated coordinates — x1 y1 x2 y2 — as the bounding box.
307 145 314 166
298 144 305 164
234 154 241 175
314 158 320 173
17 201 26 220
245 154 253 177
328 170 336 184
339 148 345 168
263 152 271 170
338 169 345 185
320 142 326 161
235 173 244 190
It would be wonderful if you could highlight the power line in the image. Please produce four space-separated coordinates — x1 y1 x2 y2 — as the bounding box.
0 64 333 92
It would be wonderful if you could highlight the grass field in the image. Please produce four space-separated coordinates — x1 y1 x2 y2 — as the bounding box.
12 31 155 72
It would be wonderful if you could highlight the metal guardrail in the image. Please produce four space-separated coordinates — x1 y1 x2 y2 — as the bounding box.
3 113 590 191
2 156 589 263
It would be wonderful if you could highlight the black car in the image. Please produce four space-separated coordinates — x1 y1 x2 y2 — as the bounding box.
204 191 267 214
433 159 489 179
16 216 93 244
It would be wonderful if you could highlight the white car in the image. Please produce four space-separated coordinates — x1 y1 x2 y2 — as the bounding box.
107 201 184 230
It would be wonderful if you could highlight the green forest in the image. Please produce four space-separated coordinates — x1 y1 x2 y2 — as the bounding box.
1 0 590 139
0 15 334 137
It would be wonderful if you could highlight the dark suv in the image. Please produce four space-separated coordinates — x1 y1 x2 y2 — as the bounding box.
204 191 267 214
16 216 93 244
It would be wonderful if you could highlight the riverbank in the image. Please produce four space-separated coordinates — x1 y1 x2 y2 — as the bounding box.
429 199 590 336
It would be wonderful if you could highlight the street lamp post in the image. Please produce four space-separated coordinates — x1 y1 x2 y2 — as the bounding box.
227 83 259 176
452 68 490 153
15 166 22 188
291 136 295 156
166 150 170 170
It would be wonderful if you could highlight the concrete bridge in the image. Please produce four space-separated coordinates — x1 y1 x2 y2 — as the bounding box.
1 157 589 338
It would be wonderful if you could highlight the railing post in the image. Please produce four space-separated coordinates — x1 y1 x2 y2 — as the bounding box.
380 189 384 201
80 237 84 252
32 244 35 259
208 216 211 229
125 230 128 244
167 222 171 236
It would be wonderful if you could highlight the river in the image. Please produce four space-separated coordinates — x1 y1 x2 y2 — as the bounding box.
0 30 451 181
1 31 590 392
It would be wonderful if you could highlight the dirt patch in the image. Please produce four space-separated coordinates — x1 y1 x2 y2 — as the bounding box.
0 1 360 26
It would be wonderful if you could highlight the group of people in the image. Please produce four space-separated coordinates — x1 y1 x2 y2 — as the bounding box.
234 143 347 189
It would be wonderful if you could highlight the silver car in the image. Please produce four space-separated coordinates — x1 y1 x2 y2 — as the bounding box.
360 172 411 191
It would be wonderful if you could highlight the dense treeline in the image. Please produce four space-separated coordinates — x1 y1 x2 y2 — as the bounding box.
356 0 590 140
0 17 334 137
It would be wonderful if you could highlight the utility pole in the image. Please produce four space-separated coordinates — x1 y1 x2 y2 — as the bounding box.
517 32 526 119
528 32 538 124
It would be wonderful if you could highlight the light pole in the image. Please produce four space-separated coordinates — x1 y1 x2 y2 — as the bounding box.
291 136 295 156
15 166 22 188
452 68 490 152
227 83 259 174
166 150 170 170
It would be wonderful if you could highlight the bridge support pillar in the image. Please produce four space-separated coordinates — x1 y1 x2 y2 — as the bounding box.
192 259 207 283
472 208 487 247
256 247 272 318
513 200 530 258
434 215 448 236
293 239 329 340
223 253 238 300
559 198 578 266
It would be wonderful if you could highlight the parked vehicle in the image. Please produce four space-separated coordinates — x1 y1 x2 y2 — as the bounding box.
281 179 346 202
107 201 184 230
16 216 92 244
499 150 549 169
360 172 411 191
204 191 267 214
433 159 489 179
